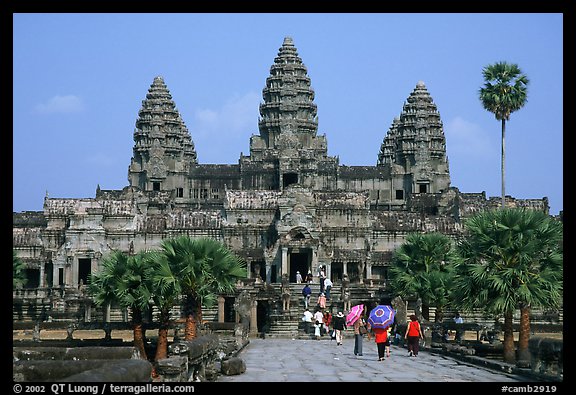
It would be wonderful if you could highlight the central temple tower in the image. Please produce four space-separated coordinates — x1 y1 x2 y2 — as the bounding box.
239 37 339 191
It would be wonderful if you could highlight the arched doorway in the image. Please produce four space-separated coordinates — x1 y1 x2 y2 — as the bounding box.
289 249 311 283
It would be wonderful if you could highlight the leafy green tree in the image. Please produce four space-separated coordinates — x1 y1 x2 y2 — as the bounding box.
389 232 458 322
479 62 529 208
89 250 154 360
13 250 28 289
453 208 563 364
159 236 247 341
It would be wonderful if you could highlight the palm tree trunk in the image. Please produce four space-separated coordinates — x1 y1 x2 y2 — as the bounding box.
503 310 516 364
132 308 148 360
184 294 200 341
501 118 506 208
154 307 170 362
517 305 531 367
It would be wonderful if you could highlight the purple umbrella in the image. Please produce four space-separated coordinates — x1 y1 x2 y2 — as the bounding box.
368 305 395 329
346 304 364 327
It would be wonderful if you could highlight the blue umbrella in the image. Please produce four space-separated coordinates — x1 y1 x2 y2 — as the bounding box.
368 305 395 329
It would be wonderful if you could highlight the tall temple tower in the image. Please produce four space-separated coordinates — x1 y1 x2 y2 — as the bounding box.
128 76 198 194
239 37 339 191
378 81 451 197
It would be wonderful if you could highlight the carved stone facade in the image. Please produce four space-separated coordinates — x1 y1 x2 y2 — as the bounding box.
13 37 550 294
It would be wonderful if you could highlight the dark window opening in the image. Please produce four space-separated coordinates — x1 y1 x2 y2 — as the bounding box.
45 261 53 287
58 268 64 286
224 297 236 323
176 187 184 197
23 269 40 288
419 184 428 193
283 173 298 188
395 189 404 200
212 188 219 199
153 182 161 191
78 258 91 286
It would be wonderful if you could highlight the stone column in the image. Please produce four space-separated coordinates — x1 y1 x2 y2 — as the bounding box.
343 262 348 276
281 248 288 277
217 296 225 323
366 261 372 280
250 300 258 336
37 263 45 288
312 249 318 274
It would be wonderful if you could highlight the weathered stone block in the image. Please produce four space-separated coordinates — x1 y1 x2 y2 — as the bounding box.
220 357 246 376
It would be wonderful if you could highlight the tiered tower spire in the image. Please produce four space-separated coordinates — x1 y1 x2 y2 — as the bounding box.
128 76 197 191
378 81 450 194
258 37 319 148
378 81 448 167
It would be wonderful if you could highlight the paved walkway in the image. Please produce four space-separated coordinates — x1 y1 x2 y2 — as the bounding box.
217 338 529 382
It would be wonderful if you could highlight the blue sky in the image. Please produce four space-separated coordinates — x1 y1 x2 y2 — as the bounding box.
13 13 563 215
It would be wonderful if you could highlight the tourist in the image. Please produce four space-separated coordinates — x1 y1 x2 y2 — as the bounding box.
333 311 346 345
372 325 389 361
305 270 313 284
302 283 312 309
324 277 333 300
314 320 321 340
323 310 332 337
295 270 303 284
301 308 314 334
385 326 392 357
405 314 425 357
317 292 326 309
353 312 367 356
454 312 464 342
313 308 324 335
318 266 326 293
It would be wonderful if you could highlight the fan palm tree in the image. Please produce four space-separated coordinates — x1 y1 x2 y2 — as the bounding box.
389 232 458 322
453 208 563 364
159 236 246 341
13 250 28 289
89 250 154 360
479 62 529 208
148 250 181 362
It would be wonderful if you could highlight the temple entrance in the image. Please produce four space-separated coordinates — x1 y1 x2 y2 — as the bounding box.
256 300 271 333
78 258 91 286
289 250 310 283
330 262 343 282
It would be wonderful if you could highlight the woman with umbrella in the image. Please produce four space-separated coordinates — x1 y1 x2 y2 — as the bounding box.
347 304 367 356
367 304 395 361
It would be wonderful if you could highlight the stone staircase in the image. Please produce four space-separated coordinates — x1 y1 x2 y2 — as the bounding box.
265 282 374 338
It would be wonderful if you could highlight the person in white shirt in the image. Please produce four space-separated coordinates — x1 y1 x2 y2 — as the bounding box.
324 278 333 300
302 308 314 334
313 309 324 335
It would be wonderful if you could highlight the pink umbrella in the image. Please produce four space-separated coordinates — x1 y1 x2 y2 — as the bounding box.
346 304 364 327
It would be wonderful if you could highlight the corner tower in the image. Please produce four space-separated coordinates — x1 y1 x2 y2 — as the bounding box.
378 81 451 196
128 76 197 193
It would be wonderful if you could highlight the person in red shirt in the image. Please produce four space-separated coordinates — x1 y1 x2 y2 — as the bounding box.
404 314 425 357
373 326 389 361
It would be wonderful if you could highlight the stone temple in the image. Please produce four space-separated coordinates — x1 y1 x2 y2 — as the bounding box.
13 37 550 329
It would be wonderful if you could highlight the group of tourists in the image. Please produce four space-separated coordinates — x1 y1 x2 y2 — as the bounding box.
301 303 426 361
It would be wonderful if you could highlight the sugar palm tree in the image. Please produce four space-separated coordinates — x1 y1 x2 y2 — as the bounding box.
479 62 529 208
453 208 563 364
13 250 28 289
89 250 154 360
389 232 458 322
159 236 247 341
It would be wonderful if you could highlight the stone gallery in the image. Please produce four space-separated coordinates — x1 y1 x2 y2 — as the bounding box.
13 37 549 326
